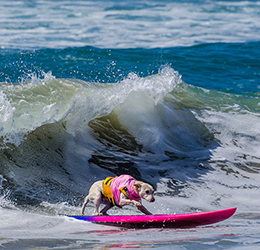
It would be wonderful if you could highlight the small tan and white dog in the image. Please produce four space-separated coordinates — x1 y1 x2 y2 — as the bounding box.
81 175 155 216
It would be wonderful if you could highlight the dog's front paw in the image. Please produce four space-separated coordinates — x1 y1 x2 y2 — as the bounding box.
134 201 142 207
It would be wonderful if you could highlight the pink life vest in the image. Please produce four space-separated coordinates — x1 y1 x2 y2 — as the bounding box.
110 175 140 206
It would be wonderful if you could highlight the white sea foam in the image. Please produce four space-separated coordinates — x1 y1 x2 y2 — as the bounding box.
196 109 260 166
0 1 259 49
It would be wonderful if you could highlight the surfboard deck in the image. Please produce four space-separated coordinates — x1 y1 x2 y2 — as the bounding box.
69 207 236 229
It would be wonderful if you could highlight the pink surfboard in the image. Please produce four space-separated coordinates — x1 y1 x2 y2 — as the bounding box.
69 207 236 228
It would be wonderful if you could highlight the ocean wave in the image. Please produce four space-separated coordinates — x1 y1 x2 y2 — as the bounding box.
0 66 181 147
1 65 260 212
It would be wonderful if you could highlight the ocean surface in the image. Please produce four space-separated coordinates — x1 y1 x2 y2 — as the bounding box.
1 0 260 249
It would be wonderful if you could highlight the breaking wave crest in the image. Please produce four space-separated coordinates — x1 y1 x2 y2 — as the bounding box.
0 66 181 147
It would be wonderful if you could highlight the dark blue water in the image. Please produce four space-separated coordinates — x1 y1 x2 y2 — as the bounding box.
1 42 259 93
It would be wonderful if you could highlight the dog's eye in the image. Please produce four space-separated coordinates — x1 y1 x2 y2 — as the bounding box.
145 190 149 194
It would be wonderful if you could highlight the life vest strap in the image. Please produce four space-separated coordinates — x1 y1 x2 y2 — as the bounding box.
120 186 130 198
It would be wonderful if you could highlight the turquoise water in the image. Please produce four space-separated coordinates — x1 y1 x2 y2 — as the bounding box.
1 1 260 249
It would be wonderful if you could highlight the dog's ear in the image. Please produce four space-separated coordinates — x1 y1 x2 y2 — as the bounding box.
134 181 143 191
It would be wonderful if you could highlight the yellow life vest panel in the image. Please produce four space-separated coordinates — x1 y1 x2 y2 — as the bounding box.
103 177 118 207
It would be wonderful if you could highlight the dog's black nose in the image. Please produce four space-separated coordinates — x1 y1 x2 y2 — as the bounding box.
151 197 155 202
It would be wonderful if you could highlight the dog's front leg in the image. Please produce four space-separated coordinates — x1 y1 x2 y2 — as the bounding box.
136 204 153 215
121 199 152 215
119 194 141 207
119 194 153 215
131 199 153 215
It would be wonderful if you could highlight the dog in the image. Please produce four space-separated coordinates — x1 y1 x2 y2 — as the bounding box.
81 174 155 216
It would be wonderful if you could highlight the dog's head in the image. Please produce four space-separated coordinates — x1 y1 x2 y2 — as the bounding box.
134 181 155 202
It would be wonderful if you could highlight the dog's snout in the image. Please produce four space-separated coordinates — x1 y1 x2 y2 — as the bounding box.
151 197 155 202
